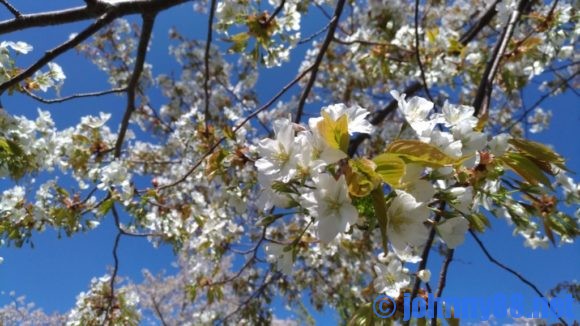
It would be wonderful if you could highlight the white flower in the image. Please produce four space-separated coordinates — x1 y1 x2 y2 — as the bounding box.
309 103 373 135
98 160 130 190
295 132 326 178
401 164 435 203
1 41 33 54
437 217 469 249
452 121 487 154
391 91 436 141
488 133 511 156
264 243 293 275
302 174 358 243
81 112 112 129
373 259 410 297
48 62 66 81
441 101 478 128
255 118 298 182
386 190 431 260
417 269 431 283
449 186 474 215
305 129 346 165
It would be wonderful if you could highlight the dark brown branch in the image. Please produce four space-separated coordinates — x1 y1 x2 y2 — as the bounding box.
24 87 125 104
435 249 454 298
203 0 217 132
0 0 21 18
157 64 314 191
104 231 122 323
459 0 501 45
114 13 155 158
265 0 286 26
470 230 568 325
407 205 444 309
431 248 454 326
473 0 530 117
414 0 434 102
293 0 347 123
0 0 189 35
0 12 116 94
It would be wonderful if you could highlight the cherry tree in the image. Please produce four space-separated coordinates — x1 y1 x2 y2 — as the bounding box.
0 0 578 324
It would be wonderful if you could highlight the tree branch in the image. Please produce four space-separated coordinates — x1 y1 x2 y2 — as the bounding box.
473 0 530 117
203 0 217 132
431 248 454 326
0 12 116 95
0 0 189 35
24 87 125 104
293 0 347 123
265 0 286 26
0 0 21 18
414 0 434 102
114 13 155 158
458 0 501 45
470 230 568 325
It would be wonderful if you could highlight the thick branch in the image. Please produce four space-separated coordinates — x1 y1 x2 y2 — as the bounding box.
414 0 434 101
473 0 530 117
114 13 155 158
459 0 501 45
0 0 189 35
294 0 347 123
203 0 217 132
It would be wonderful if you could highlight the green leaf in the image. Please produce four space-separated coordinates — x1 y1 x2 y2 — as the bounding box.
227 32 250 53
371 187 389 253
346 158 382 197
317 111 349 153
372 153 406 188
98 198 114 217
498 152 551 187
386 140 463 168
508 138 569 171
466 212 491 232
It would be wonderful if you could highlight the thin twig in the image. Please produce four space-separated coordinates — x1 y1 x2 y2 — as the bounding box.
294 0 347 123
203 0 217 132
114 13 156 158
414 0 434 102
104 231 122 324
470 230 568 325
23 87 125 104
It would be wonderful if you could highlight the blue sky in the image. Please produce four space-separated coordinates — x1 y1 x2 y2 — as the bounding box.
0 1 578 323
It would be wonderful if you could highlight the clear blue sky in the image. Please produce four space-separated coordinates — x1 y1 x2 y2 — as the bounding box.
0 1 578 324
